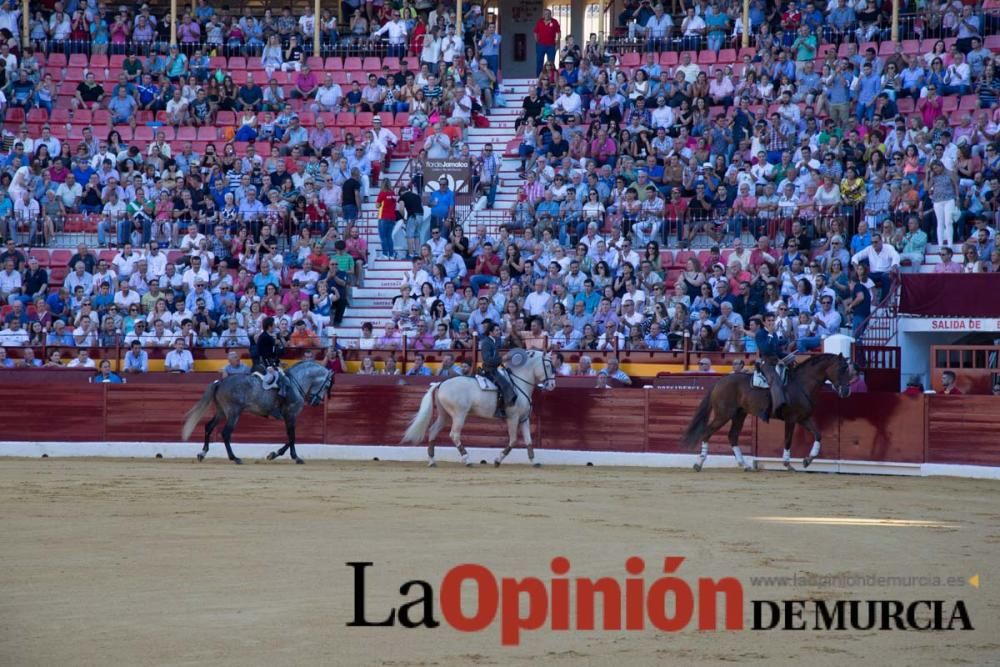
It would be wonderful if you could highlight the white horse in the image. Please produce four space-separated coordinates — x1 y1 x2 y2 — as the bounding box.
401 349 556 467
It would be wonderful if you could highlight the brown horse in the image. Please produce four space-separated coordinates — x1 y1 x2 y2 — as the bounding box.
681 353 854 471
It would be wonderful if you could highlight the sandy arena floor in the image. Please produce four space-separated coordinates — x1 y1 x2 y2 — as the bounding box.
1 458 998 667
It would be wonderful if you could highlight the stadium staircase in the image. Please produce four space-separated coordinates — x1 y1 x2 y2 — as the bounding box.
339 78 532 340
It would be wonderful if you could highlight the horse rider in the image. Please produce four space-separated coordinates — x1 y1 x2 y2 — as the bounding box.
754 312 789 422
255 316 286 401
480 321 516 418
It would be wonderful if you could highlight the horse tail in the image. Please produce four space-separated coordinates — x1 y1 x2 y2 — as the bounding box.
401 383 439 444
182 381 219 441
680 388 714 449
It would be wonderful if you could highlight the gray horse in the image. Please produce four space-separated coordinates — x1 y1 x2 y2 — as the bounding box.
181 360 333 464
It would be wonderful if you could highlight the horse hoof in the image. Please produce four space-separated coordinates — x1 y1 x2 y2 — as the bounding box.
294 458 304 465
427 460 437 468
232 458 243 465
196 453 205 462
465 461 478 467
532 462 541 469
744 464 755 473
266 452 277 461
783 462 795 472
493 459 502 467
803 456 814 468
692 462 703 472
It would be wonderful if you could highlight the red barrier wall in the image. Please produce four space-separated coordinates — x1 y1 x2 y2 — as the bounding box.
0 374 997 468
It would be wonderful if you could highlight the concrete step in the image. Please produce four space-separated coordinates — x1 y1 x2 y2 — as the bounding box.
350 297 394 308
352 286 403 299
338 316 396 329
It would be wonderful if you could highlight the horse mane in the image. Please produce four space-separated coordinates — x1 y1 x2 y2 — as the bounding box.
794 353 840 370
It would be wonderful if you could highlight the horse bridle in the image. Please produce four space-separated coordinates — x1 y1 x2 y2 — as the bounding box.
506 353 556 409
287 367 334 406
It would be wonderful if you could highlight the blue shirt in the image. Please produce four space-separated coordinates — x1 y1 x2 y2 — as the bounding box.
826 74 851 105
856 72 881 104
253 271 280 294
430 189 455 218
406 365 433 376
92 372 125 383
644 332 670 351
46 331 76 345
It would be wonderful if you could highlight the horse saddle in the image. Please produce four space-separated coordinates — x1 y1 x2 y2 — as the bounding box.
752 366 788 390
752 371 770 389
474 374 498 391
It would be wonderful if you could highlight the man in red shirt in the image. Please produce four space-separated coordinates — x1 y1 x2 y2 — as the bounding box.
749 235 778 274
533 9 561 75
663 188 689 246
941 370 962 395
470 242 501 293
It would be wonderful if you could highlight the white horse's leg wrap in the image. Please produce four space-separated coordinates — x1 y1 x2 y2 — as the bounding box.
810 441 821 458
783 448 791 463
461 452 469 465
732 445 746 467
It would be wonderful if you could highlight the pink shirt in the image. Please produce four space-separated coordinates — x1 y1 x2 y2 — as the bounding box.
934 261 963 273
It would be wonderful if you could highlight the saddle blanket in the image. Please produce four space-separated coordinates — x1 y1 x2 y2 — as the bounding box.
752 371 770 389
475 375 498 391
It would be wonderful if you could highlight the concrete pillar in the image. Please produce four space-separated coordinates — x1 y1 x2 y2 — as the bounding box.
742 0 750 48
170 0 177 45
891 0 899 42
570 0 586 55
314 0 321 56
21 0 28 49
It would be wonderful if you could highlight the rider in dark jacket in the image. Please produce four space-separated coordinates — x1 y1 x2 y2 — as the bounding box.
480 321 516 418
755 312 788 422
255 317 285 395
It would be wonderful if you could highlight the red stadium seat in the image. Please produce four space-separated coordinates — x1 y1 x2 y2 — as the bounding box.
717 48 736 64
112 125 133 140
47 53 67 69
196 127 217 140
29 249 51 266
325 57 343 70
50 108 71 124
133 126 154 142
50 249 72 267
306 56 324 69
68 53 88 68
73 109 92 124
62 68 86 84
362 57 381 71
26 108 48 123
344 57 362 69
697 51 717 65
90 54 109 69
621 52 641 68
175 126 197 141
216 111 236 126
49 266 68 286
658 51 678 66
